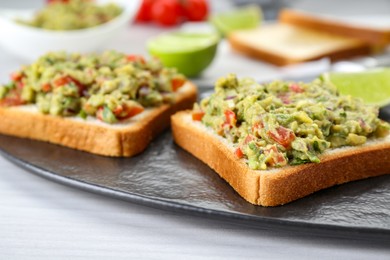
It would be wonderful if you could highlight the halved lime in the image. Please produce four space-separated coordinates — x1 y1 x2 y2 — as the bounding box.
147 32 219 77
209 5 262 37
321 68 390 107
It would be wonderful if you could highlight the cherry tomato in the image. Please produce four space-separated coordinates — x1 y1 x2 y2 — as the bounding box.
151 0 182 27
135 0 154 22
182 0 208 21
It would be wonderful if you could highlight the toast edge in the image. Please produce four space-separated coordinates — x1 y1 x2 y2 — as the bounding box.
172 110 261 204
279 9 390 46
228 27 371 66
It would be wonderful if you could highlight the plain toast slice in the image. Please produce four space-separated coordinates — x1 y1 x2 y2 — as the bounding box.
228 23 371 66
279 9 390 46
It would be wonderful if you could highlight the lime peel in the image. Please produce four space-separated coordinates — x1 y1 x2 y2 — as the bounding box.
147 32 219 77
209 5 262 37
321 68 390 107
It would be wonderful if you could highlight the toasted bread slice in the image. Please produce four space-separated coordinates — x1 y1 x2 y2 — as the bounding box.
0 82 197 157
228 23 371 66
172 110 390 206
279 9 390 46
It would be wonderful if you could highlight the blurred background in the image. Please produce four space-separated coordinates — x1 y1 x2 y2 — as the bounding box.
0 0 389 88
2 0 390 18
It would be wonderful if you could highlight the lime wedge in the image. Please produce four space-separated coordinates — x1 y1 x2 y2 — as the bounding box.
209 5 262 37
147 32 219 77
321 68 390 107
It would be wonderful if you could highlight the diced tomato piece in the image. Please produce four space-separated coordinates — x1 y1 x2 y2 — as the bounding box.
115 104 144 119
10 72 23 82
289 84 304 93
0 88 25 107
192 110 205 121
268 126 295 148
16 81 24 90
71 78 86 96
113 105 124 117
251 121 264 133
243 134 255 145
171 77 186 92
96 107 104 121
224 109 236 126
269 153 287 167
117 104 145 120
53 76 85 96
234 147 244 159
42 83 52 92
222 109 237 129
264 145 287 167
0 96 24 107
127 55 146 64
126 105 144 118
278 93 291 104
272 152 287 166
53 76 72 87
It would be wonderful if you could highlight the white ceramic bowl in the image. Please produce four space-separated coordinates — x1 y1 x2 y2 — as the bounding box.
0 0 141 61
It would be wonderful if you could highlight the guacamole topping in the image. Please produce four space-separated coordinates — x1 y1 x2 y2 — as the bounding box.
0 51 187 123
17 0 122 30
193 74 389 170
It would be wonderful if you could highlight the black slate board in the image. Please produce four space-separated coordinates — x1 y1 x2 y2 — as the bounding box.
1 103 390 240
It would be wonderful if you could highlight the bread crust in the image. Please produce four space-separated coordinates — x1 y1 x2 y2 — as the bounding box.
171 111 390 206
0 82 197 157
228 24 371 66
279 9 390 46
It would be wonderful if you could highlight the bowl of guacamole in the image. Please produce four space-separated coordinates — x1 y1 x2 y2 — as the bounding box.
16 0 123 31
0 0 141 60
